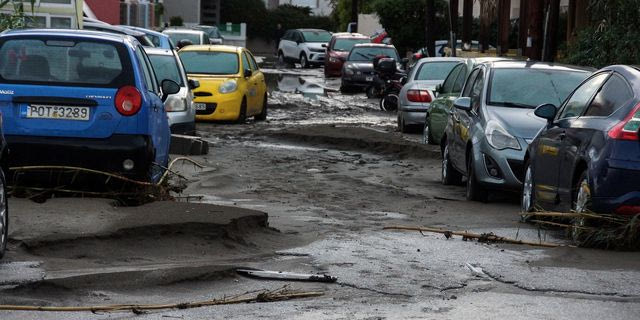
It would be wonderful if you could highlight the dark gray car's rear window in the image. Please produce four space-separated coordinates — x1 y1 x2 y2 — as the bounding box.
148 54 184 86
0 38 134 88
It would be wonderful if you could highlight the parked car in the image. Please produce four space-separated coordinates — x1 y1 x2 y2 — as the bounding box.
121 25 175 50
178 45 267 123
0 122 7 260
193 25 224 44
323 33 370 77
441 60 591 202
522 65 640 233
278 29 331 68
163 29 210 47
0 29 180 182
397 57 464 133
341 43 400 92
146 47 198 135
423 57 510 145
83 22 155 47
413 40 494 59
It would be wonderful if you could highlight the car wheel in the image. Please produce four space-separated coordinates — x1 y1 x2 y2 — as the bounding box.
300 53 308 69
340 85 351 94
398 113 409 133
466 152 489 202
0 169 8 259
521 161 536 221
423 118 436 145
571 171 593 243
236 99 247 124
255 95 268 121
441 141 462 185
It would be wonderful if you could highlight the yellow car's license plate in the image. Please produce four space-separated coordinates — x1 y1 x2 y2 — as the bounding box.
26 105 90 121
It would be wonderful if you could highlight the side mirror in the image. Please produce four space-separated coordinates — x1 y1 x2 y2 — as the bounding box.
161 79 180 102
188 79 200 89
435 84 443 94
321 43 327 48
244 68 253 78
534 103 557 123
453 97 472 111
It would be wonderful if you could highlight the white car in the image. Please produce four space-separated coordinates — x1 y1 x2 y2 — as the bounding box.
278 29 331 68
162 29 210 47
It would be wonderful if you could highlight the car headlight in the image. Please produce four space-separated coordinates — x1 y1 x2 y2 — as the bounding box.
219 80 238 94
485 120 521 150
344 68 354 76
329 56 339 63
164 95 187 112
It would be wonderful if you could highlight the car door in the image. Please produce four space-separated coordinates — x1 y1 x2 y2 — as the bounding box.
430 63 464 141
241 51 259 114
293 31 304 59
453 67 483 172
247 51 266 106
533 72 609 204
280 31 293 58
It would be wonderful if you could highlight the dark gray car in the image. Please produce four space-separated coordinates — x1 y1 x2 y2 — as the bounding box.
440 60 593 202
341 43 399 92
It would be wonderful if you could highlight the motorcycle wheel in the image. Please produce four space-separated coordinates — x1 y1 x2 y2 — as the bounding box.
380 94 399 111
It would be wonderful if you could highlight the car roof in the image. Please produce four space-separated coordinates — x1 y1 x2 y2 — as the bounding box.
121 25 166 37
163 29 205 35
418 57 466 63
484 60 594 73
353 43 395 48
83 22 147 37
179 45 242 53
144 47 175 56
295 29 329 32
332 32 367 39
1 28 132 44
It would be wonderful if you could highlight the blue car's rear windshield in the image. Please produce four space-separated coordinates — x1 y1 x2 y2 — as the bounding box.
488 68 589 108
415 61 460 81
0 38 133 88
179 51 239 75
348 47 399 61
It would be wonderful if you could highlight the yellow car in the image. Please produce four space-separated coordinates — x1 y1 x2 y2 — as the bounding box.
178 45 267 122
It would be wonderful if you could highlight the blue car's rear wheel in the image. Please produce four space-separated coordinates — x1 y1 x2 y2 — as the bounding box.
0 169 8 259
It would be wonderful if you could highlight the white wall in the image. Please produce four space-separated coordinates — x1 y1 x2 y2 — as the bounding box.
278 0 332 16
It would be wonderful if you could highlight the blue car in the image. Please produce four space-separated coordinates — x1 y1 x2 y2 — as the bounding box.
120 25 176 50
0 29 180 182
522 65 640 222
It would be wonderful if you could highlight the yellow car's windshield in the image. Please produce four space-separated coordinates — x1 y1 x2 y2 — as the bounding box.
179 51 239 75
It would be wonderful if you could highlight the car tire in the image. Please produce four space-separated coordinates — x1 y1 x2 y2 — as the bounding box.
570 170 593 243
441 141 462 185
255 95 268 121
300 53 309 69
0 169 8 259
278 52 285 65
521 161 536 221
340 85 351 94
423 117 436 145
236 99 247 124
466 152 489 202
398 113 409 133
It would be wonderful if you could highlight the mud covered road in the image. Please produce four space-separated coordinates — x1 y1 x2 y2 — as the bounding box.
2 67 640 319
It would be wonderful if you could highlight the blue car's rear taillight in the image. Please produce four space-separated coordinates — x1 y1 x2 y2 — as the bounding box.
609 102 640 141
115 86 142 116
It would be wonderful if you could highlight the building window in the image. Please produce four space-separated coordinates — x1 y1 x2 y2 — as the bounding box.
40 0 72 4
25 16 46 28
51 16 72 28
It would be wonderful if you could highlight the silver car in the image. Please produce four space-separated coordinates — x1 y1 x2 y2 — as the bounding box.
397 57 465 133
146 47 197 135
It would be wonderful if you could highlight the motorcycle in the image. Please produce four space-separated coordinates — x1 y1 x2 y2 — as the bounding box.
371 57 407 111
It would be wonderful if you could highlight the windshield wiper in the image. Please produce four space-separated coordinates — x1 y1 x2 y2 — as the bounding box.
493 101 535 109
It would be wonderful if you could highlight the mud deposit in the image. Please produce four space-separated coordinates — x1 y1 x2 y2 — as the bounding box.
1 66 640 320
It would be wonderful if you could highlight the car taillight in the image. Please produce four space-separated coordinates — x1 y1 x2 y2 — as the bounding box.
115 86 142 116
608 102 640 141
615 205 640 215
407 89 432 103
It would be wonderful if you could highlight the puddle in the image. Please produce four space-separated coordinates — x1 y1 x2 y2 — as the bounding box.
264 68 340 100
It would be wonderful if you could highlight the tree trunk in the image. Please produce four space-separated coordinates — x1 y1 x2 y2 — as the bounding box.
497 0 511 56
425 0 436 57
462 0 473 50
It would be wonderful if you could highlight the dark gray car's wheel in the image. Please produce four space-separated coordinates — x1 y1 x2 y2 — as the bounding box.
571 171 593 243
300 53 309 68
466 152 489 202
441 141 462 185
521 161 536 221
255 95 267 121
0 170 8 259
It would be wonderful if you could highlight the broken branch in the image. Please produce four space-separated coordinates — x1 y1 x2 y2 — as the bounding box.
383 225 564 248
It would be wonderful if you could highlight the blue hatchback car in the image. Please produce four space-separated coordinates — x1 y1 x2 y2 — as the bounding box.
0 29 180 182
522 65 640 219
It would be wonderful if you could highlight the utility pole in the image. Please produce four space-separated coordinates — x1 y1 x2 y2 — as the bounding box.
525 0 545 60
543 0 560 61
449 0 459 56
462 0 472 50
426 0 436 57
518 2 527 56
351 0 358 33
479 0 489 52
497 0 511 56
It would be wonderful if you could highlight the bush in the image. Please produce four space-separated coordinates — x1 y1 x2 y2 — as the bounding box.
169 16 183 27
563 0 640 68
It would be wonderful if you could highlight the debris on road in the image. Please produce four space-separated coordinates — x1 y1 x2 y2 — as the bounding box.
0 285 324 314
383 225 563 248
170 134 210 156
465 263 487 278
236 269 338 283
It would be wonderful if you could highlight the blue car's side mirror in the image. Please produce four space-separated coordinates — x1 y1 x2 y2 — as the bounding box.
534 103 557 123
453 97 472 111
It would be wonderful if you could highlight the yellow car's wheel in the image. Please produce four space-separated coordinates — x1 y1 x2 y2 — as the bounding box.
255 95 267 121
236 98 247 124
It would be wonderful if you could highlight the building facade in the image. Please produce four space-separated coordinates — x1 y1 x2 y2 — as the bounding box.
162 0 220 26
264 0 332 16
0 0 84 29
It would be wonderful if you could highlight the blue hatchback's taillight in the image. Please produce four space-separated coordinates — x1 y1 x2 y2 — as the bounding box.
609 103 640 141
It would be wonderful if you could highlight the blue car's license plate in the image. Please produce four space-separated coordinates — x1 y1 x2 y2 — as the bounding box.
25 105 90 121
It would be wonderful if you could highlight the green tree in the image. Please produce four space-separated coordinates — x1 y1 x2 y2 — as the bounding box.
564 0 640 67
0 0 36 31
329 0 375 32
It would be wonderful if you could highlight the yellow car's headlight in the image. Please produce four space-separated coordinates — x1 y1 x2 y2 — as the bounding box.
219 80 238 94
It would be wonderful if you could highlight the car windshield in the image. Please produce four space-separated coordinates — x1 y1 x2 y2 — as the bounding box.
0 38 132 87
302 30 331 42
415 62 460 81
179 51 239 75
166 32 201 45
488 68 589 108
333 38 370 52
148 54 183 86
348 47 399 61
